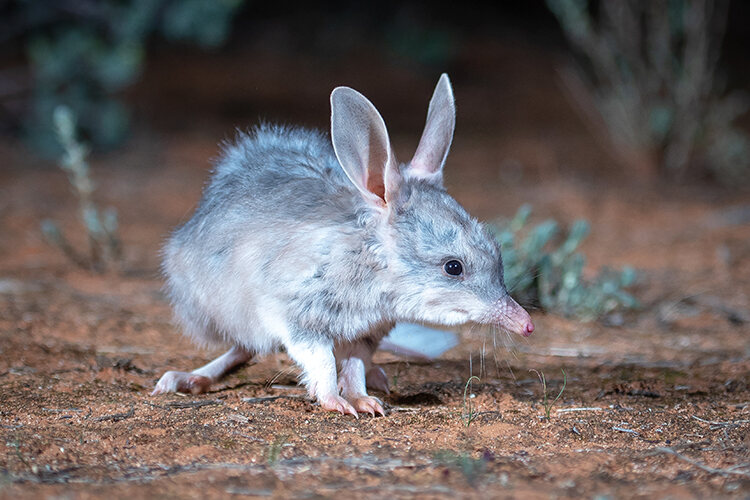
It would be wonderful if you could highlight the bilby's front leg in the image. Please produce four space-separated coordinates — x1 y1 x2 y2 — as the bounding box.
285 339 358 417
335 338 385 416
152 345 253 395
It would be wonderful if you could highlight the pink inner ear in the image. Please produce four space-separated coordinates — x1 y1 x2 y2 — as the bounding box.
367 176 386 200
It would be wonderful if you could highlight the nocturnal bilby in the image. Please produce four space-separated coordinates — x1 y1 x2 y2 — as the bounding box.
152 74 534 416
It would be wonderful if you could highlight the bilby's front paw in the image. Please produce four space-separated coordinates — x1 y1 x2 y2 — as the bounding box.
365 365 390 394
348 395 385 417
318 394 358 417
152 371 212 395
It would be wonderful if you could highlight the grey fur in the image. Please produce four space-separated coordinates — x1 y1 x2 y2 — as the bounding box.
159 74 533 411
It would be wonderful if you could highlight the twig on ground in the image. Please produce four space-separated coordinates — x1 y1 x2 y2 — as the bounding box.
93 406 134 422
691 415 750 429
243 396 285 404
165 399 224 409
556 407 603 413
388 406 420 413
612 425 660 444
242 395 305 404
142 401 167 410
612 426 639 436
653 447 750 478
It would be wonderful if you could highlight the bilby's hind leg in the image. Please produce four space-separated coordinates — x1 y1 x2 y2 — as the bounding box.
152 346 253 395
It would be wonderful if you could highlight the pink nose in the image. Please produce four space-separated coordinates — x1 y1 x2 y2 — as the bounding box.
522 320 535 337
489 295 535 337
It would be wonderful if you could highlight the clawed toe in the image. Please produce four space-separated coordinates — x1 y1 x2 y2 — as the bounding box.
350 396 385 417
319 394 359 418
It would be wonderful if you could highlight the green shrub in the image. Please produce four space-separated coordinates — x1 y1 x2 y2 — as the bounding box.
496 205 638 321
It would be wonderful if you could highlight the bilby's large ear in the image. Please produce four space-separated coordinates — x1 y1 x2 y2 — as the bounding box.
331 86 400 208
409 74 456 183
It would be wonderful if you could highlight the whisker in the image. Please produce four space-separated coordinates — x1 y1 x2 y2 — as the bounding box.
492 326 502 379
266 365 297 388
481 337 486 380
505 358 516 381
469 347 474 380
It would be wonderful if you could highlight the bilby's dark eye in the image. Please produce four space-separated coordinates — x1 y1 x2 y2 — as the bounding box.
443 259 464 276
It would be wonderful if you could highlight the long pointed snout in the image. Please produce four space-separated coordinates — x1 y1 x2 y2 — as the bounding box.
486 295 534 337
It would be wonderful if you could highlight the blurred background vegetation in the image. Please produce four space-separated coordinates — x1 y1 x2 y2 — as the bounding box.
3 0 244 152
547 0 749 183
2 0 748 183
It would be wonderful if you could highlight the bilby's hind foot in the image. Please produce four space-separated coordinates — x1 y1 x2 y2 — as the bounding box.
152 346 253 396
318 394 358 417
348 395 385 417
152 371 213 395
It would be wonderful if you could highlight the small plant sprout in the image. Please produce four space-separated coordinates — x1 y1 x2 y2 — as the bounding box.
42 105 121 272
391 362 407 393
462 375 481 427
265 434 288 466
530 368 567 420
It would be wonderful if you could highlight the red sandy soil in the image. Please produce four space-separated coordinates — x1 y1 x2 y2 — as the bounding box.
1 41 749 499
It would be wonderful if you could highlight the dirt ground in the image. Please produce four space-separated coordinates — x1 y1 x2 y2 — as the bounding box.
1 40 749 499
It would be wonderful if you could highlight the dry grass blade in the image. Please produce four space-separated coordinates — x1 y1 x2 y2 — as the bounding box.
461 375 481 427
530 368 567 419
